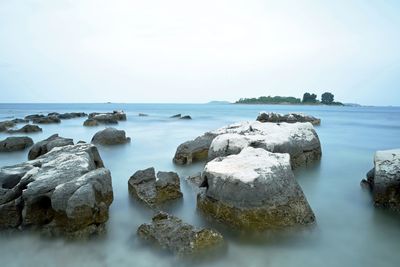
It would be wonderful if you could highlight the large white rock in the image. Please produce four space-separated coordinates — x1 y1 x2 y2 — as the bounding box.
197 147 315 230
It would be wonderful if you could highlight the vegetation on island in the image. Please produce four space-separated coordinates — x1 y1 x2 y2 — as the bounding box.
236 92 343 105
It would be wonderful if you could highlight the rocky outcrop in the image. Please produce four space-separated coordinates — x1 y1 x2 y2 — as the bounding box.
11 118 29 124
361 149 400 211
180 115 192 120
87 111 126 125
137 212 224 255
197 147 315 230
31 115 61 124
128 168 182 206
257 112 321 125
0 137 34 152
58 112 87 119
83 118 99 127
28 134 74 160
91 127 130 145
0 120 16 132
0 143 113 238
174 121 321 168
7 124 42 134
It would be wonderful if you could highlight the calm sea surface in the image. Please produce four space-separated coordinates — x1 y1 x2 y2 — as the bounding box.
0 103 399 267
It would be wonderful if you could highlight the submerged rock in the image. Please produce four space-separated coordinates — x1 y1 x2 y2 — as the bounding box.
0 136 34 152
137 212 224 255
197 147 315 230
180 115 192 120
361 149 400 211
128 167 182 206
58 112 87 119
0 120 16 132
257 112 321 126
91 127 130 145
11 118 29 124
0 143 113 237
28 134 74 160
174 121 321 168
170 114 181 118
88 111 126 125
7 124 42 134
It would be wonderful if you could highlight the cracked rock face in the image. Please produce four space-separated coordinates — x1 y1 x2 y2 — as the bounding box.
174 121 321 168
28 134 74 160
128 167 182 207
0 144 113 238
257 112 321 125
197 147 315 230
137 212 224 255
362 149 400 211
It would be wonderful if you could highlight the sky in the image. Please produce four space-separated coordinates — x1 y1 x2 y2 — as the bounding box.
0 0 399 105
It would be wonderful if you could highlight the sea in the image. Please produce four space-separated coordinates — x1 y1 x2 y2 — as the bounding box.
0 103 399 267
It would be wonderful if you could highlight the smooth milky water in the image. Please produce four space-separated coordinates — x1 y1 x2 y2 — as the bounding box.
0 103 399 267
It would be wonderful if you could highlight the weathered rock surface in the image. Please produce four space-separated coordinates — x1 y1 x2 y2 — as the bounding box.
128 167 182 206
174 121 321 168
11 118 29 124
87 111 126 125
83 118 99 127
7 124 42 134
28 134 74 160
361 149 400 211
31 115 61 124
91 127 130 145
197 147 315 230
257 112 321 125
0 143 113 237
0 120 16 132
58 112 87 119
0 137 34 152
137 212 224 255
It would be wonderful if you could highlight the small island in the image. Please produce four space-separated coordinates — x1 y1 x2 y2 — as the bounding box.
236 92 344 105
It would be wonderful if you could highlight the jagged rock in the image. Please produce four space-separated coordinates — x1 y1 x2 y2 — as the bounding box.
257 112 321 125
170 114 181 118
180 115 192 120
7 124 42 134
91 128 130 145
83 118 99 127
174 121 321 168
11 118 29 124
0 143 113 237
128 167 182 206
28 134 74 160
361 149 400 211
31 115 61 124
137 212 224 255
0 137 34 152
197 147 315 230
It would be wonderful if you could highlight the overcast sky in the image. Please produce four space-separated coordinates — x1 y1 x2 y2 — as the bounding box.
0 0 399 105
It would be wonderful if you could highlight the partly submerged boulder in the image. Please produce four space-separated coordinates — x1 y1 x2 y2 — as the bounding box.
28 134 74 160
257 112 321 126
83 118 99 127
7 124 42 134
0 143 113 237
91 127 130 145
128 167 182 206
0 136 34 152
58 112 87 119
361 149 400 211
31 115 61 124
197 147 315 230
137 212 224 255
170 114 181 118
174 121 321 168
0 120 16 132
88 111 126 125
180 115 192 120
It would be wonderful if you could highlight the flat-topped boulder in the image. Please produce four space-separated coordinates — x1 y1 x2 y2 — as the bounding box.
0 136 33 152
174 121 321 168
87 111 126 125
7 124 42 134
137 212 224 255
128 167 182 207
197 147 315 230
0 143 113 237
257 112 321 125
28 134 74 160
361 149 400 211
58 112 87 119
91 127 130 145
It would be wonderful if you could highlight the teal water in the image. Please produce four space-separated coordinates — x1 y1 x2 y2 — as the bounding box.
0 103 399 267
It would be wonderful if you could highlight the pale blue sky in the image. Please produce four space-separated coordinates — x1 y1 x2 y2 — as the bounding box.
0 0 399 105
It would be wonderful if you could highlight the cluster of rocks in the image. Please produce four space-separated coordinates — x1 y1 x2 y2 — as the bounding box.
0 136 34 152
0 143 113 238
91 128 130 145
7 124 42 134
128 167 182 207
170 114 192 120
174 121 321 168
84 111 126 126
24 112 87 124
256 112 321 125
361 149 400 211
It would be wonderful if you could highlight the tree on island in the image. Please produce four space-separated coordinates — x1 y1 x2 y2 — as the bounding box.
302 93 318 103
321 92 334 104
